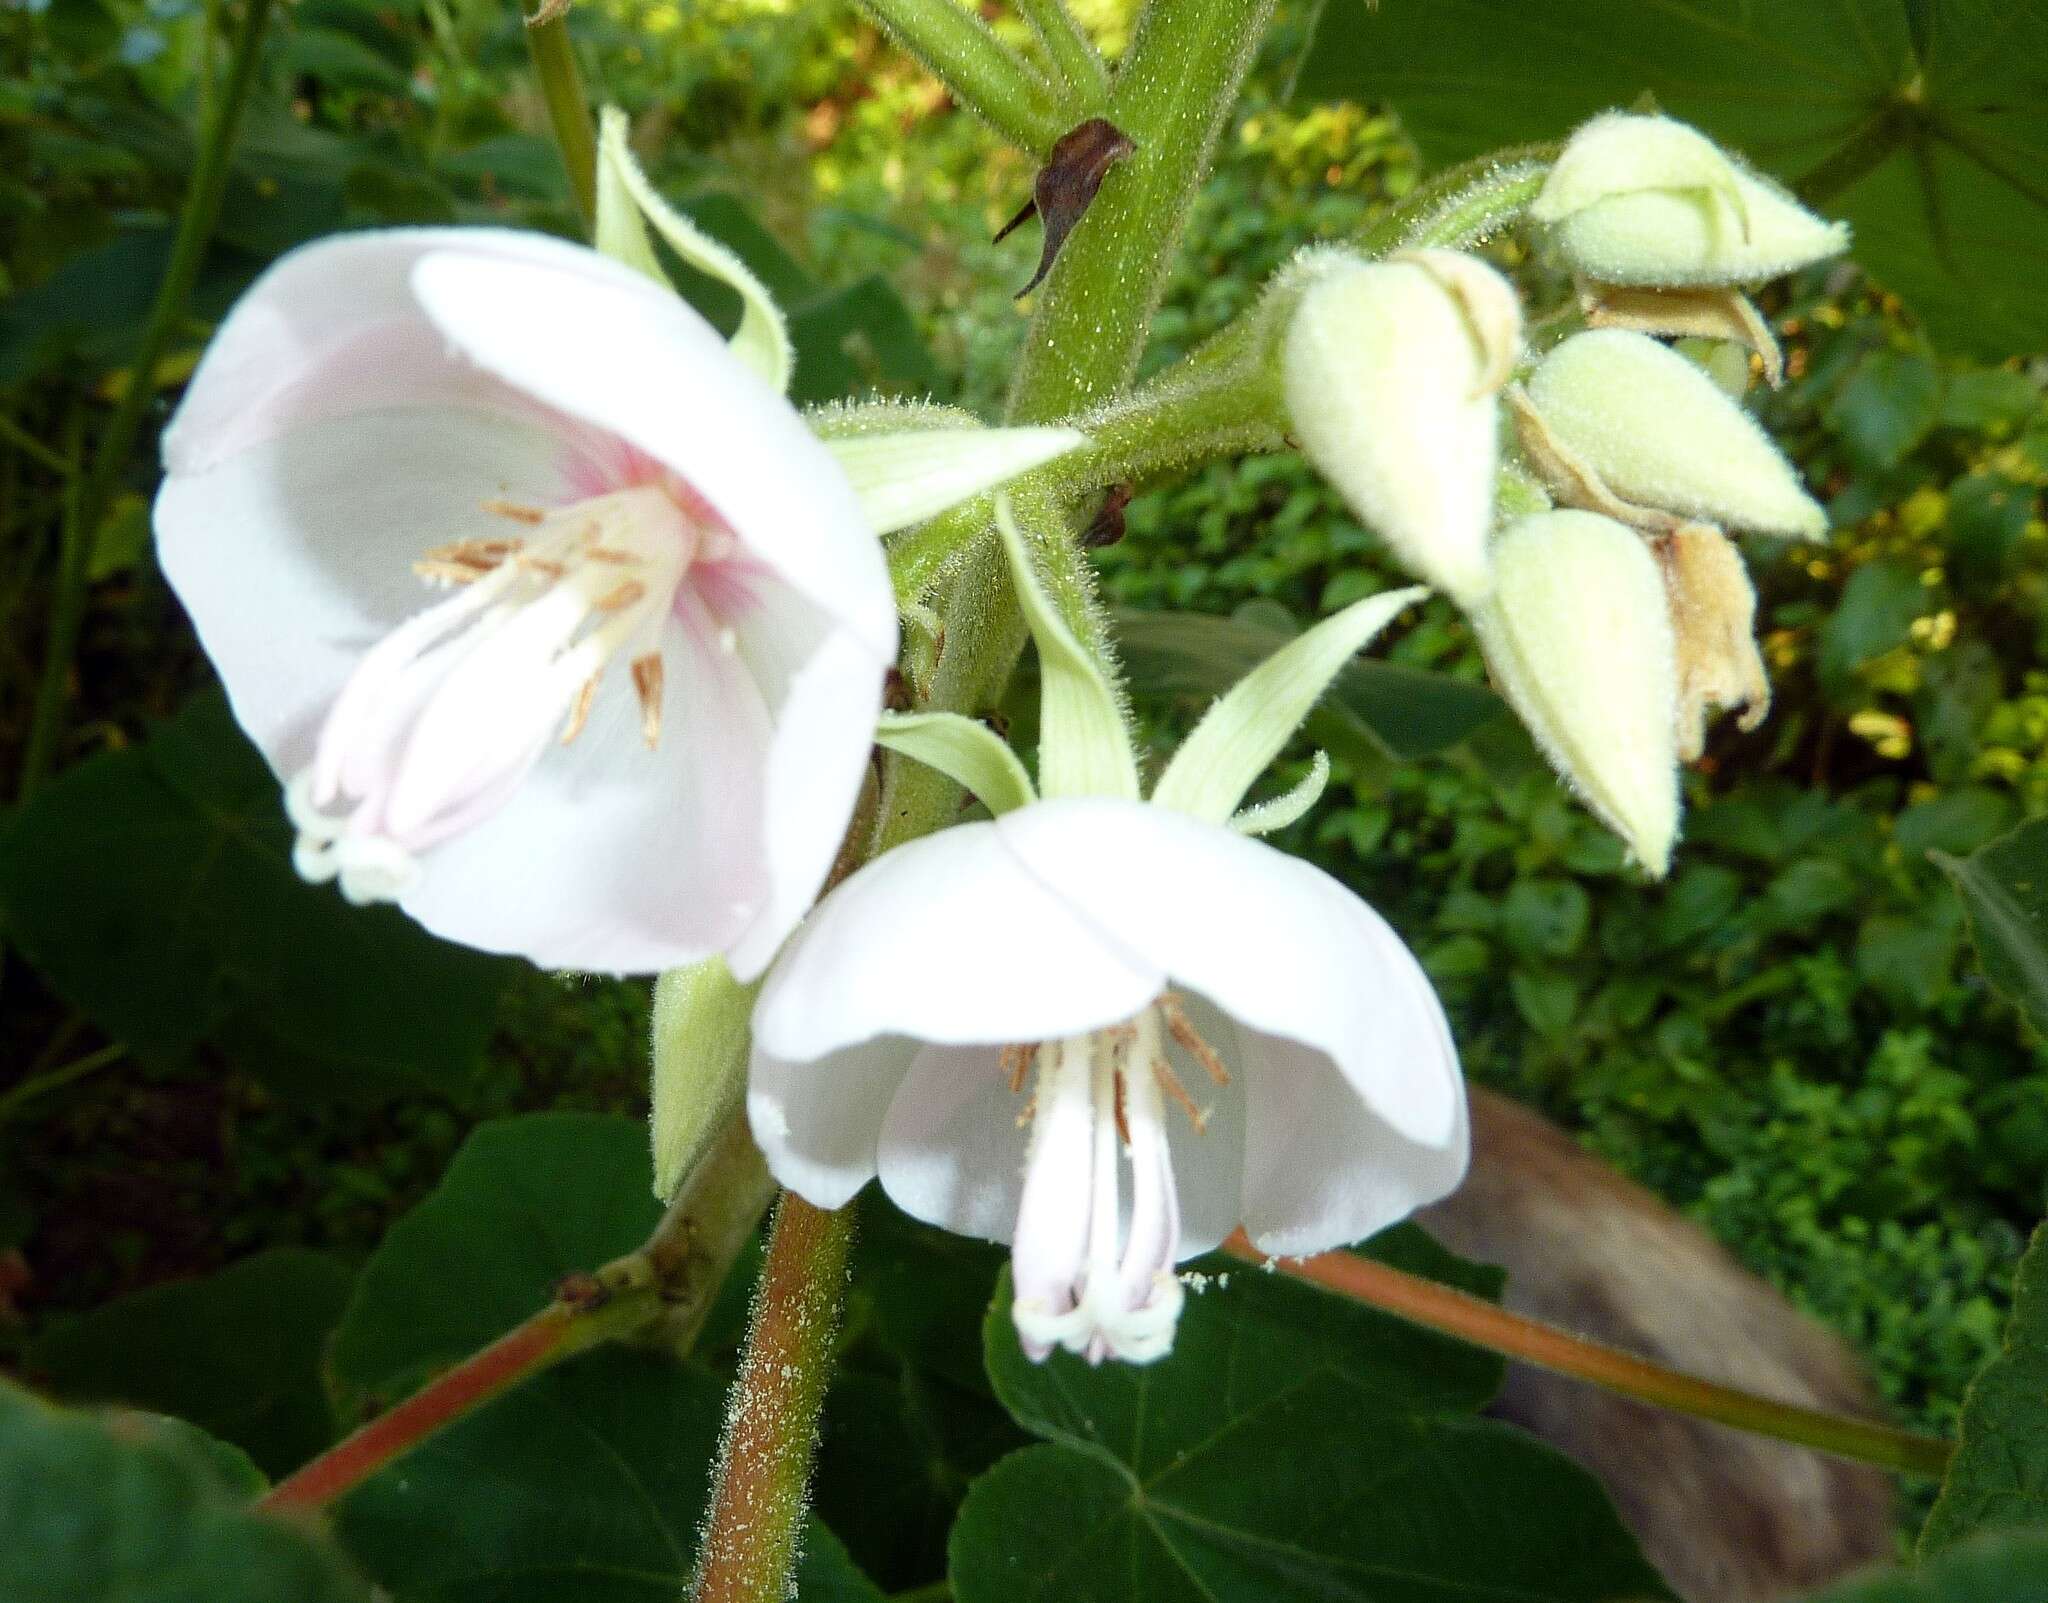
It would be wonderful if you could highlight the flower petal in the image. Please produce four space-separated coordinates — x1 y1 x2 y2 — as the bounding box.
394 593 772 973
750 818 1163 1063
161 227 640 477
724 591 890 982
1239 1026 1470 1258
876 1041 1032 1243
408 247 897 663
749 1034 917 1210
994 798 1462 1148
156 406 562 776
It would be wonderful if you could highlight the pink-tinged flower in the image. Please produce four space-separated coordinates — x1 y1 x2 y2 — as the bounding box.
155 228 895 977
748 798 1469 1364
746 499 1467 1364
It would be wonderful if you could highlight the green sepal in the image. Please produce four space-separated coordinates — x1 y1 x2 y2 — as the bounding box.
649 957 758 1201
594 106 794 393
1151 585 1424 822
876 710 1038 816
994 493 1139 801
825 424 1086 537
1230 749 1330 837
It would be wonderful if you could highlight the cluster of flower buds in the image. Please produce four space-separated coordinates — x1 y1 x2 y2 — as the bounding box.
1283 111 1847 874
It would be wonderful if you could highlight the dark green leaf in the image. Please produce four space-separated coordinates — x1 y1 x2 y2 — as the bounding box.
1820 1530 2048 1602
0 693 513 1100
1289 0 2048 358
1819 559 1927 687
278 26 411 93
1921 1222 2048 1553
1826 350 1944 470
1936 817 2048 1036
1116 607 1503 760
789 274 943 404
336 1346 882 1603
958 1234 1666 1603
0 1378 371 1602
331 1113 661 1400
31 1248 352 1479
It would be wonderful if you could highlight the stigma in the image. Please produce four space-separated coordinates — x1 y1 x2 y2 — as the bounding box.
1007 995 1228 1366
289 485 715 906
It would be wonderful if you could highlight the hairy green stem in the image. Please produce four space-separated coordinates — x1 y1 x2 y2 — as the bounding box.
1016 0 1109 111
526 10 598 226
855 0 1065 156
691 1196 857 1603
1354 146 1554 258
18 0 274 800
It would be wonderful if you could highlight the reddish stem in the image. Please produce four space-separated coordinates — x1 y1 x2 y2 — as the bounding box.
262 1307 581 1511
1223 1230 1950 1478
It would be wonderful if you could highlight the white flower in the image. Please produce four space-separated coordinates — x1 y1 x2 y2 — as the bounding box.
1523 330 1828 539
1282 248 1522 607
1531 113 1850 288
747 498 1467 1364
153 114 1081 979
1473 510 1681 875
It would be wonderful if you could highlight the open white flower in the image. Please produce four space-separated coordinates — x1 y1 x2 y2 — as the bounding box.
154 112 1079 978
748 499 1467 1364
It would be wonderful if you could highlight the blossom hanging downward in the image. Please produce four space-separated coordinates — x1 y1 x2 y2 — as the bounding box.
748 500 1467 1363
153 111 1081 978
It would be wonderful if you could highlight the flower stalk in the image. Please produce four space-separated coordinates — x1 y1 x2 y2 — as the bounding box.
1228 1232 1953 1479
690 1195 856 1603
854 0 1066 156
526 8 599 226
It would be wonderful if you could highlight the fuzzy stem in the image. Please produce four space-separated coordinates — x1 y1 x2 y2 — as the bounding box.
855 0 1065 156
691 1196 857 1603
1226 1232 1953 1479
1354 146 1555 258
258 1114 772 1511
18 0 274 800
526 9 598 226
1016 0 1109 111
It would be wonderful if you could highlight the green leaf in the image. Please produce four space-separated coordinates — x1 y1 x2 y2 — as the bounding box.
1936 817 2048 1036
1826 349 1944 469
336 1347 882 1603
0 693 513 1100
31 1248 352 1479
0 1378 371 1602
1289 0 2048 359
277 26 412 93
1116 607 1503 761
1819 558 1928 688
331 1113 661 1400
1817 1530 2048 1601
957 1231 1668 1603
1922 1222 2048 1553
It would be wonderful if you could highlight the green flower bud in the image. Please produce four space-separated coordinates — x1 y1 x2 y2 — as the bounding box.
1532 112 1849 288
1474 510 1679 875
1283 248 1522 606
1527 330 1827 539
650 958 758 1201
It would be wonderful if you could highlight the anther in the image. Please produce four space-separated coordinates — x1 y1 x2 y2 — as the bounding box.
481 497 548 524
1160 994 1230 1087
593 579 648 614
1151 1056 1208 1134
560 673 600 745
631 653 665 749
1001 1041 1040 1094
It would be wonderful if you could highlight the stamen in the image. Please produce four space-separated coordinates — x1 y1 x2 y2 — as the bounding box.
1112 1074 1130 1146
559 673 600 746
593 579 648 614
631 652 665 749
584 546 639 564
1001 1041 1039 1093
1160 993 1230 1087
412 535 525 586
1151 1055 1208 1134
517 556 568 580
481 497 548 524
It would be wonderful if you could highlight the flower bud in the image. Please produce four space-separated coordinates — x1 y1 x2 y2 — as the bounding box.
1526 330 1827 539
1473 510 1679 875
650 958 758 1200
1531 112 1850 288
1283 249 1522 606
1661 522 1770 761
